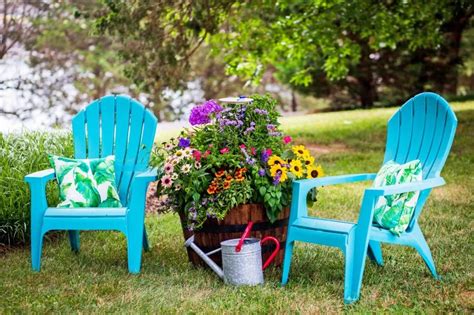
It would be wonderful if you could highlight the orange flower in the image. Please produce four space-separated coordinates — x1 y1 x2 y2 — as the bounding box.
207 186 217 194
235 175 244 182
223 180 231 190
215 170 225 178
226 175 233 181
235 167 247 176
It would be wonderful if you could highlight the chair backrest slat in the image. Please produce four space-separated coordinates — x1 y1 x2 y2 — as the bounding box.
71 95 158 206
137 111 158 170
405 96 427 162
85 100 100 158
100 96 116 157
114 96 132 186
393 101 414 163
72 111 87 159
428 111 457 178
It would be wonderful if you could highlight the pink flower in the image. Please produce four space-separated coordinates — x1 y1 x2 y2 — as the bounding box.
251 147 256 155
266 148 272 156
192 150 202 161
283 135 292 144
163 163 174 174
161 175 173 188
208 144 214 148
239 144 246 149
220 147 229 154
203 150 211 158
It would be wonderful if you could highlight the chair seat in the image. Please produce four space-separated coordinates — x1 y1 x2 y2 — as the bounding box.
44 207 127 217
293 216 355 234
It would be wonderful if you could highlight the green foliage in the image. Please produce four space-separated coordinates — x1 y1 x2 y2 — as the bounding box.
95 0 235 95
95 0 473 110
0 132 73 246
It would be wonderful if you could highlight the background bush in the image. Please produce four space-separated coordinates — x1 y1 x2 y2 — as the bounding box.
0 131 73 246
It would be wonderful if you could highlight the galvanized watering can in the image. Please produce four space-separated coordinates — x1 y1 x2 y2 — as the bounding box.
184 222 280 285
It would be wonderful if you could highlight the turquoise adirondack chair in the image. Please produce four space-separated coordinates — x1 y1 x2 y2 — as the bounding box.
281 92 457 303
24 95 158 273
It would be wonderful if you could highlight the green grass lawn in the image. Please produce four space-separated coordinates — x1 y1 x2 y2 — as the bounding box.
1 102 473 313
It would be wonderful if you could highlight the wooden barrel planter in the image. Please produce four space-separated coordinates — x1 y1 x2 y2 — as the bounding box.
180 203 289 268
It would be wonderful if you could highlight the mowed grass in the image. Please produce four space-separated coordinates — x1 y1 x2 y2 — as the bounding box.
1 102 473 313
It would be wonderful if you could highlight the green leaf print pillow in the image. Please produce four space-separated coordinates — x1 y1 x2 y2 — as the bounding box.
48 155 122 208
372 160 422 235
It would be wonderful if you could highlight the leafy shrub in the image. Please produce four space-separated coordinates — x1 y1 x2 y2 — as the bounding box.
0 131 73 246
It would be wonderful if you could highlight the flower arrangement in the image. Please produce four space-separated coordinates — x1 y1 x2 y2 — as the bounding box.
152 95 323 230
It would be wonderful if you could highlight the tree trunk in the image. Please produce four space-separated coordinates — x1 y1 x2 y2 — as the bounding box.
354 41 377 109
291 91 298 112
440 9 472 95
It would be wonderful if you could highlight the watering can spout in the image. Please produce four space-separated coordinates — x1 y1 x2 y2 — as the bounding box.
184 236 224 279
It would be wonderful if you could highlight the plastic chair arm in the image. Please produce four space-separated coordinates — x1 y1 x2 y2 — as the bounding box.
24 168 56 185
365 177 445 197
289 173 376 222
134 167 159 183
24 169 55 217
127 168 159 215
294 173 376 191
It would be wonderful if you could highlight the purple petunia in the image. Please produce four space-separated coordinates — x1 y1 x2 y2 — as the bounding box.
261 149 271 163
254 108 268 115
189 100 223 126
272 171 282 185
244 121 256 135
266 124 276 131
178 137 191 148
246 157 256 166
258 169 266 177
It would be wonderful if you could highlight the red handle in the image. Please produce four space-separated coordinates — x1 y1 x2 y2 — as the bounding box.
235 221 254 252
261 236 280 270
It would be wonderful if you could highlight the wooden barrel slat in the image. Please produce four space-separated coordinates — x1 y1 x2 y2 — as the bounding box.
180 204 289 268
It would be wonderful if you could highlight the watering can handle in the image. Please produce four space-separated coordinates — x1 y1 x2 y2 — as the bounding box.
261 236 280 270
235 221 254 252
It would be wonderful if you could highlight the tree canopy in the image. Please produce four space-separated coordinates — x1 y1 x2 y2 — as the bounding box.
0 1 472 125
97 0 473 108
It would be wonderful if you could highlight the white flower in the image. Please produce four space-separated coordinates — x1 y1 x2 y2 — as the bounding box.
171 173 178 180
184 147 193 157
164 143 175 151
175 184 182 191
174 149 186 161
181 164 192 174
194 161 201 169
171 159 179 166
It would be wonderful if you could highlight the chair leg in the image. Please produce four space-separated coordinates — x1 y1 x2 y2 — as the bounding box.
127 226 144 274
142 226 150 252
367 241 384 266
31 227 44 272
412 224 439 279
281 238 295 285
68 230 80 253
344 235 369 304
